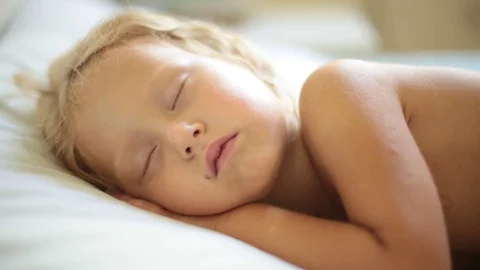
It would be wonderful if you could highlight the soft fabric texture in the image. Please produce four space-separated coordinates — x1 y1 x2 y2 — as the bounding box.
0 0 328 269
0 0 24 36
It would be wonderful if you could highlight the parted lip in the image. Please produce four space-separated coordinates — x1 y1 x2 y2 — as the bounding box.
205 132 238 178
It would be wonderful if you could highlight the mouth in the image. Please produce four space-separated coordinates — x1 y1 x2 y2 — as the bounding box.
205 133 238 178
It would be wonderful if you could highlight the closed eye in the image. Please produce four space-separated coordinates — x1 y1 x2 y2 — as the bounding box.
143 145 157 180
171 76 188 110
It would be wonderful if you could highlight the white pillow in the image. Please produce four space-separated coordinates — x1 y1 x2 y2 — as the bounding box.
0 1 326 269
0 0 24 36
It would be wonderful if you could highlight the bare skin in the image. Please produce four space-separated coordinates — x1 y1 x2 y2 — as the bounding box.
263 60 480 268
75 38 479 269
393 62 480 268
279 60 480 261
301 60 480 269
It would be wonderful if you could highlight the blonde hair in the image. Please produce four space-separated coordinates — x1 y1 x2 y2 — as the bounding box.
15 9 294 190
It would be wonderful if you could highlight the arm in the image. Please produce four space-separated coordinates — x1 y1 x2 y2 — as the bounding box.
298 60 451 269
219 60 454 269
118 193 403 269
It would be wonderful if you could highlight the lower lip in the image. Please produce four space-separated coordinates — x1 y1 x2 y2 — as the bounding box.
216 134 238 175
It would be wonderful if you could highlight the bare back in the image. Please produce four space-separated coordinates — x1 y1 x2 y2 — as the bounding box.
398 66 480 254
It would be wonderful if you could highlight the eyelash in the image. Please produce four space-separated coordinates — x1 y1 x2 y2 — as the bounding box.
171 77 187 110
143 145 157 178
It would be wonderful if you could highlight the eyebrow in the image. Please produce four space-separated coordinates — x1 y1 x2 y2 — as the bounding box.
147 60 177 96
149 58 192 93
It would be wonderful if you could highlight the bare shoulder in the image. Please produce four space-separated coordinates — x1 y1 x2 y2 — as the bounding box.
300 59 480 255
299 59 402 125
297 58 454 269
299 59 480 121
300 58 480 92
300 60 397 106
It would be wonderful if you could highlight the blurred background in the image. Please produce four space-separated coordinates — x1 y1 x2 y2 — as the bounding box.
114 0 480 57
1 0 480 58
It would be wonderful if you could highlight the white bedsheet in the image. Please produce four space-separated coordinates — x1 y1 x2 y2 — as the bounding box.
0 0 328 269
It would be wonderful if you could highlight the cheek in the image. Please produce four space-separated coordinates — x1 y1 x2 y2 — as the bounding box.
198 74 275 113
203 92 278 130
149 166 238 215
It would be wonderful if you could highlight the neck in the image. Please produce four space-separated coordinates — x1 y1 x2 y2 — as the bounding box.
261 133 344 220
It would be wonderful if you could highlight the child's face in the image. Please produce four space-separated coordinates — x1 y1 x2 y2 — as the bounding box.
74 39 293 215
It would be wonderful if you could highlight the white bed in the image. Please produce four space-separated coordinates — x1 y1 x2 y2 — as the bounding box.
0 0 327 269
2 1 480 270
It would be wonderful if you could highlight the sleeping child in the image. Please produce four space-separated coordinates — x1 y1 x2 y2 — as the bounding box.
15 10 480 269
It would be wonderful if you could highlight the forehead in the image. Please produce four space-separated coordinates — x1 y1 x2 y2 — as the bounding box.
84 40 189 89
75 39 195 121
74 41 161 127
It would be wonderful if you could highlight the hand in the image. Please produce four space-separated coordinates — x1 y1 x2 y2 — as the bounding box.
110 192 226 231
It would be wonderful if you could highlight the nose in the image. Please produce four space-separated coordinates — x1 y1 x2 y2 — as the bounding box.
167 121 206 159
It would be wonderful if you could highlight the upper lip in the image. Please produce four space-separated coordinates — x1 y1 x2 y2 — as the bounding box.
205 133 237 177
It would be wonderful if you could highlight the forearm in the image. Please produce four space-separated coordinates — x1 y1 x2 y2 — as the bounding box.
218 203 443 270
